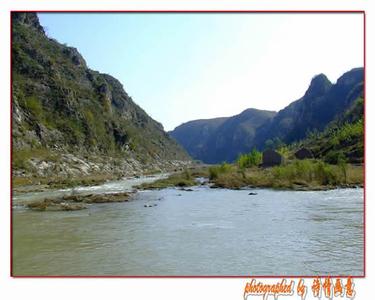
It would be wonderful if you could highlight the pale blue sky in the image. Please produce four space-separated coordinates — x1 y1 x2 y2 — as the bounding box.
38 13 363 130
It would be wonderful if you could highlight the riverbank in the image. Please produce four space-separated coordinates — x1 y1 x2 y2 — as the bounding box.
137 160 363 191
12 173 170 211
13 157 193 193
13 159 363 212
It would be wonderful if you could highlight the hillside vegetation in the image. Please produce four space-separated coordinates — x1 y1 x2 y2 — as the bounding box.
12 13 191 182
293 97 364 164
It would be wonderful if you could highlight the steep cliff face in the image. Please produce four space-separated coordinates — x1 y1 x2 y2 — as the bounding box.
199 109 276 163
12 13 190 177
254 68 364 147
170 68 363 164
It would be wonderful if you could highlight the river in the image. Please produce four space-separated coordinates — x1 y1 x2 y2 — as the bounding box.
12 176 364 276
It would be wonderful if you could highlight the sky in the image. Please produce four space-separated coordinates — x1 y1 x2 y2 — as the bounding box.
38 13 364 131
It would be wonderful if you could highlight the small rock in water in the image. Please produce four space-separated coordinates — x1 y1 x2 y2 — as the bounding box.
27 199 87 211
248 192 257 196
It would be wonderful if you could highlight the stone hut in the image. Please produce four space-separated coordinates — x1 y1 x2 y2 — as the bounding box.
262 149 283 167
295 147 313 160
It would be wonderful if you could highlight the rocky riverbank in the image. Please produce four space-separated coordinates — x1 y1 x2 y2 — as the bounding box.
14 161 364 213
13 152 193 192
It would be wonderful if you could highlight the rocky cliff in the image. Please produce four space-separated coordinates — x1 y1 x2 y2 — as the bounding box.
254 68 364 148
170 68 364 164
12 12 191 178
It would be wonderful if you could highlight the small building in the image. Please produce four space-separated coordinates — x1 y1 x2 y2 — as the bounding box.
262 149 283 167
295 147 313 160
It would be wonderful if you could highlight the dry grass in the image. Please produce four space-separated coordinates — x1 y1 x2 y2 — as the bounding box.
12 173 120 190
211 161 364 190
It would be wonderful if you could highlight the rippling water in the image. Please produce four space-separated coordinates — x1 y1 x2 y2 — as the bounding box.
12 179 364 276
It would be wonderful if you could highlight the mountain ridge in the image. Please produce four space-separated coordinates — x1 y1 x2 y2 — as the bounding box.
170 108 276 163
12 12 191 179
170 67 364 164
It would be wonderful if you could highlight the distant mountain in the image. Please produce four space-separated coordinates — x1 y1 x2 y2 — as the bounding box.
254 68 364 148
170 68 364 164
170 109 276 163
168 117 228 160
12 13 190 177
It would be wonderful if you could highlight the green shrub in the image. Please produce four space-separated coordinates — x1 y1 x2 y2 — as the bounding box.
183 168 192 180
25 96 43 119
209 166 219 180
237 149 262 169
314 161 338 185
272 160 339 185
337 155 348 183
219 162 232 173
324 151 346 164
209 162 232 180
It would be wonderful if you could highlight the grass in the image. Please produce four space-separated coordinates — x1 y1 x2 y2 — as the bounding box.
209 163 233 180
210 160 363 190
12 173 120 190
136 159 363 191
13 159 363 194
136 169 197 190
12 148 60 170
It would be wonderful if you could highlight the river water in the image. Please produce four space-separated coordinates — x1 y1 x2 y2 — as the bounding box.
12 177 364 276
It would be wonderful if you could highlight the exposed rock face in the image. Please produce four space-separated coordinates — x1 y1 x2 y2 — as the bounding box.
12 12 191 178
12 12 45 33
303 74 332 99
12 153 192 178
254 68 364 147
170 68 363 164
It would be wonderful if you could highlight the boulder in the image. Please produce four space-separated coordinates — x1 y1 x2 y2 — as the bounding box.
295 147 313 159
262 149 283 167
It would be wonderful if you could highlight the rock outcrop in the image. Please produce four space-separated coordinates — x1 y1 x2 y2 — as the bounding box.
12 12 191 178
170 68 363 164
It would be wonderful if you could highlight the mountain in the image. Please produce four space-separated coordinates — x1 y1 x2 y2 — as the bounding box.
254 68 364 148
168 117 228 160
170 68 363 164
12 13 190 178
170 109 276 163
295 96 364 164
